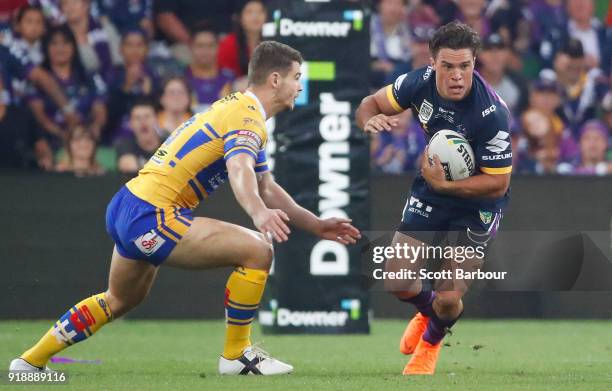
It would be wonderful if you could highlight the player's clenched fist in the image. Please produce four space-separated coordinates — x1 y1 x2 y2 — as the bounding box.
363 114 399 134
253 208 291 243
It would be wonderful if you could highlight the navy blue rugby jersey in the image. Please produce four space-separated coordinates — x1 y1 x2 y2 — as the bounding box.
385 65 512 211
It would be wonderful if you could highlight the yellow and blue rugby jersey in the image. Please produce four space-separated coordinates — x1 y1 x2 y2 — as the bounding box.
126 91 269 209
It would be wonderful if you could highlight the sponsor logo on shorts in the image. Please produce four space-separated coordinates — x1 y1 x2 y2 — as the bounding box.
405 196 433 218
134 230 166 256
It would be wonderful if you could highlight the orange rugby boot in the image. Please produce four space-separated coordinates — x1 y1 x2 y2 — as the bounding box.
399 312 429 355
402 337 442 375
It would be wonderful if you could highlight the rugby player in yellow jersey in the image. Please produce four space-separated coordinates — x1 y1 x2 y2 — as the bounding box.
10 41 361 376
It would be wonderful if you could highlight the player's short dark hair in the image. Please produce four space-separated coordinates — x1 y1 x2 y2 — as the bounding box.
248 41 303 86
429 21 481 58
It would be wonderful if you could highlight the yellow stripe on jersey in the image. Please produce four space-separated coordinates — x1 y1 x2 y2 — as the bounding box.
386 85 403 112
481 166 512 174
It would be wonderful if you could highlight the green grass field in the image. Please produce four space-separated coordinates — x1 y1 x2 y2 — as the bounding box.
1 319 611 390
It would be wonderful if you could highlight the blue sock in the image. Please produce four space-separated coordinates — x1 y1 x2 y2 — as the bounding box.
400 290 435 317
423 310 462 345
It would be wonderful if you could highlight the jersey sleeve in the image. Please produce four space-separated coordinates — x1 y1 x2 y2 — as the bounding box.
222 113 267 164
475 105 513 175
385 66 432 112
254 149 269 173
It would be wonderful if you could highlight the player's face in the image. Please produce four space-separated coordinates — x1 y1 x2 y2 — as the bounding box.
432 48 475 101
276 61 303 110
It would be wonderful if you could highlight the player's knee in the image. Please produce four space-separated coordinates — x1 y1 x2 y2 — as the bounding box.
434 294 462 317
104 290 146 319
243 234 274 271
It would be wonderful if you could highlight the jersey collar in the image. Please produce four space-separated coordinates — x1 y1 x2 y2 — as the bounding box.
244 90 267 120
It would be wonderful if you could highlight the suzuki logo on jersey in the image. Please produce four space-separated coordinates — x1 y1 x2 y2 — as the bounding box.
418 99 434 124
135 230 166 256
485 131 510 153
482 152 512 161
482 105 496 117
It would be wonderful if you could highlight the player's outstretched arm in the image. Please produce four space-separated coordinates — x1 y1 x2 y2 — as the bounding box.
258 172 361 245
356 86 399 133
227 154 291 243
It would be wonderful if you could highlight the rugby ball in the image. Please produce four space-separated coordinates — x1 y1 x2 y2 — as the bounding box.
427 130 475 181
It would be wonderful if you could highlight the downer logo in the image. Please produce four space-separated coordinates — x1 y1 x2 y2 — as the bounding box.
278 18 351 37
277 308 348 327
259 308 349 327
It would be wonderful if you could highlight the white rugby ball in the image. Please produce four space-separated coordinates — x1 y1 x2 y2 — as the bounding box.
427 129 475 181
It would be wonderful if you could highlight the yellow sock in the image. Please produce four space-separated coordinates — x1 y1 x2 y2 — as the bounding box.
222 266 268 359
21 293 113 368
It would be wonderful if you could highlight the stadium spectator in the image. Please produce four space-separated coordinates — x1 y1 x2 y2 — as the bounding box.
477 33 528 117
0 66 51 169
370 0 412 88
154 0 234 63
55 124 104 176
157 76 191 136
60 0 121 74
553 39 606 136
569 119 611 175
371 110 425 173
29 25 107 150
186 26 234 113
515 109 565 174
530 0 566 56
384 25 434 88
155 0 234 43
96 0 154 39
5 5 46 65
406 0 440 30
515 70 579 174
538 0 610 71
486 0 531 55
115 99 162 174
0 0 28 32
218 0 266 88
105 29 158 141
455 0 490 37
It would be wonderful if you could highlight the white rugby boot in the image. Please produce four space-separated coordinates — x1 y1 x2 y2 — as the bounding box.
218 345 293 375
9 358 54 372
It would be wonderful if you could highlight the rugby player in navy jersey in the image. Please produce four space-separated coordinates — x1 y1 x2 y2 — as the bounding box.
357 21 512 375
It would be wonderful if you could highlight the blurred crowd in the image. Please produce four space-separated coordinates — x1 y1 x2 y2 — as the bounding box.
0 0 610 177
370 0 612 176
